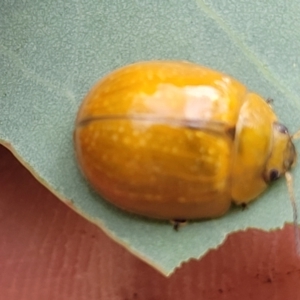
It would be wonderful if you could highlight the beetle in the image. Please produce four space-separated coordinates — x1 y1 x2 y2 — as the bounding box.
74 61 298 226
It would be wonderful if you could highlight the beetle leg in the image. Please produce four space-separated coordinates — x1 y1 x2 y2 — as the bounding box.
170 219 188 231
241 203 248 210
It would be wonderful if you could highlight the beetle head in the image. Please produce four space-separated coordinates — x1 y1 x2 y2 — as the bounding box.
264 122 297 183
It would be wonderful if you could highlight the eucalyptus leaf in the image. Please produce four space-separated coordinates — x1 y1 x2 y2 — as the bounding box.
1 0 300 276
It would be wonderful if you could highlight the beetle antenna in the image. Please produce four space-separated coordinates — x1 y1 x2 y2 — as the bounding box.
285 172 300 255
292 130 300 140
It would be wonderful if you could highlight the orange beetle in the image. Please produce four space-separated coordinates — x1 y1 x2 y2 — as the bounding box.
74 61 297 222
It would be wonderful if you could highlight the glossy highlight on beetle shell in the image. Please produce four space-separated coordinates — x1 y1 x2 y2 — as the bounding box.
74 61 297 220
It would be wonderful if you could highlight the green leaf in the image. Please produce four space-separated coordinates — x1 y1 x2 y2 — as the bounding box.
1 0 300 275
